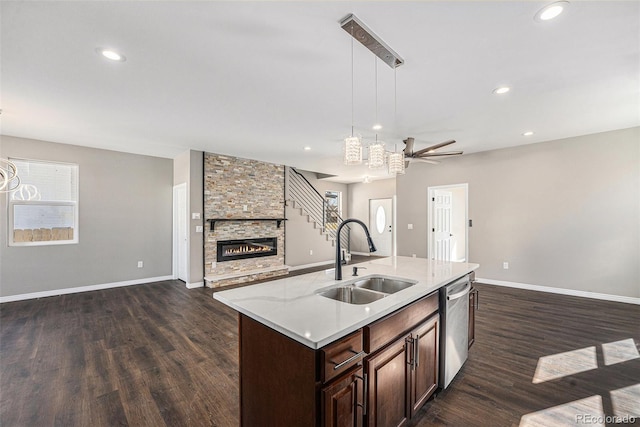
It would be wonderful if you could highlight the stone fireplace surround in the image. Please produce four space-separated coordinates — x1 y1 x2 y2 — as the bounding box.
204 153 288 288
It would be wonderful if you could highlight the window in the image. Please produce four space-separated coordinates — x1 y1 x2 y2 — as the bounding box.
8 158 79 246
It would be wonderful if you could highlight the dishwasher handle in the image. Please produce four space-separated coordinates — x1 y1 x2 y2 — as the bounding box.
447 283 471 301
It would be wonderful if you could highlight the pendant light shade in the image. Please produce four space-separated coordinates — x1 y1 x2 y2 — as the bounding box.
368 142 385 169
344 136 363 165
388 151 405 175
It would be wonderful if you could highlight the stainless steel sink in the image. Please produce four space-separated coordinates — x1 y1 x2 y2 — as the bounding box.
318 275 417 304
319 286 386 305
353 276 416 294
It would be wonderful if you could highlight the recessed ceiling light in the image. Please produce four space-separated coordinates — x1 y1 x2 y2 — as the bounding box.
523 131 534 136
303 146 311 151
372 124 383 131
493 86 511 95
535 1 569 22
96 47 126 62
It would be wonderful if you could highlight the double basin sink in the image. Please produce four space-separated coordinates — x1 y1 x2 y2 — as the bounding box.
318 276 417 305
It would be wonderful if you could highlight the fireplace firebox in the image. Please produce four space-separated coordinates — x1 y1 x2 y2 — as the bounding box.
217 237 278 262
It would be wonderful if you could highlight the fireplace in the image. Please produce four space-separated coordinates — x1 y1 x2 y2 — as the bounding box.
217 237 278 262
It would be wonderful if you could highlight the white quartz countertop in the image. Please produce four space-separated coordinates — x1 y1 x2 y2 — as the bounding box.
213 256 479 349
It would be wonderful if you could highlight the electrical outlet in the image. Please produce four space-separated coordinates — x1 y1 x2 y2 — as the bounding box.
503 261 509 269
243 205 248 212
412 254 417 258
408 223 414 230
137 261 143 268
196 225 203 233
309 249 313 256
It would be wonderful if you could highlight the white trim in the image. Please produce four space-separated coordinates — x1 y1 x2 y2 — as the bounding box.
476 278 640 305
289 260 334 271
185 281 204 289
0 275 174 303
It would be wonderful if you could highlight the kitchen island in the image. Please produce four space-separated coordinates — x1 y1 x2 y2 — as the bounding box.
214 256 479 426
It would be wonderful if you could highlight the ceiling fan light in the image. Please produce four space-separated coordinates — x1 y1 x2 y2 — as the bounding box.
344 136 363 165
368 142 386 169
388 151 405 175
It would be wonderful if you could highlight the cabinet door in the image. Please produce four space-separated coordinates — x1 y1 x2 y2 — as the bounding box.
322 366 364 427
468 287 477 349
409 315 439 417
365 337 410 427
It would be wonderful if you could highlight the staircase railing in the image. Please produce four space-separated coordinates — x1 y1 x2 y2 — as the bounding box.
286 167 350 252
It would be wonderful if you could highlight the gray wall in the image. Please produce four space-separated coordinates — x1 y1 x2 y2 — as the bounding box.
173 150 204 286
0 135 173 297
285 169 349 267
347 178 396 253
396 127 640 298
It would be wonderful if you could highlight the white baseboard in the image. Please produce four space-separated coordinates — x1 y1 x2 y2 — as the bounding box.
185 281 204 289
476 278 640 305
0 275 175 303
289 260 334 271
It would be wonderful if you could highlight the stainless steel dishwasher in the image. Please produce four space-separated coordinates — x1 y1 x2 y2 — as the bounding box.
439 275 471 388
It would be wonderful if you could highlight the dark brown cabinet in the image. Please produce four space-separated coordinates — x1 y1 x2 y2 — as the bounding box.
409 315 439 417
365 336 411 427
322 366 364 427
237 290 442 427
468 287 478 349
364 314 439 427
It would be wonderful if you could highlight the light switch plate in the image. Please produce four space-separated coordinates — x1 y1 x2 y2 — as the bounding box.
196 226 203 233
192 213 201 220
408 224 414 230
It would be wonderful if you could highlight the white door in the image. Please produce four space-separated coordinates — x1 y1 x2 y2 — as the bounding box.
433 190 453 261
369 198 393 257
173 184 188 282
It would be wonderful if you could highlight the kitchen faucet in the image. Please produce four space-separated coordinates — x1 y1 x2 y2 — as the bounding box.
335 218 377 280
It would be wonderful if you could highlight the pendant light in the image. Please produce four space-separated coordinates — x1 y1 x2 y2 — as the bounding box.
344 22 362 165
0 158 20 193
369 58 385 169
388 69 405 175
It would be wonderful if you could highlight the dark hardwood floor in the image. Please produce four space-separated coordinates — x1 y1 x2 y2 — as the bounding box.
1 273 638 426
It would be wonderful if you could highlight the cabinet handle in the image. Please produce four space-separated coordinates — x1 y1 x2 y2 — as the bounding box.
406 337 414 369
355 374 368 416
332 350 365 371
414 335 420 368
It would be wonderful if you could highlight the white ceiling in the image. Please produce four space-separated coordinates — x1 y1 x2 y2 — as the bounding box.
1 1 638 183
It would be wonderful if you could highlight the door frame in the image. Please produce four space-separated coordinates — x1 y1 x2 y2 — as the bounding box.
427 184 468 262
173 183 189 282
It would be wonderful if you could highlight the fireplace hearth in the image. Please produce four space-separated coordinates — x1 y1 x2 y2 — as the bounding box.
217 237 278 262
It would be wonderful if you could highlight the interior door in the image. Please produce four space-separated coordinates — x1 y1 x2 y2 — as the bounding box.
369 198 392 257
432 190 452 261
174 184 188 282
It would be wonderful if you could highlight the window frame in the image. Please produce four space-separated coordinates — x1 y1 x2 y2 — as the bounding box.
7 158 79 247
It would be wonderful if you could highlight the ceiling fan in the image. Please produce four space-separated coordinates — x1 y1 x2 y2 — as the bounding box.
403 137 463 167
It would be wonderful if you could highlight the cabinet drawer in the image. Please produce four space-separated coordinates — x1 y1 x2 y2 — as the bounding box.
320 329 364 383
364 291 438 354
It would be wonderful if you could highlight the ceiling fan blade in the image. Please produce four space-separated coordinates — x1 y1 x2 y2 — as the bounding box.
418 151 463 157
413 158 440 165
412 139 456 156
403 137 415 157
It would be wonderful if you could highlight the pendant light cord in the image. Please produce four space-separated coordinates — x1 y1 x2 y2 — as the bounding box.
350 24 355 137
